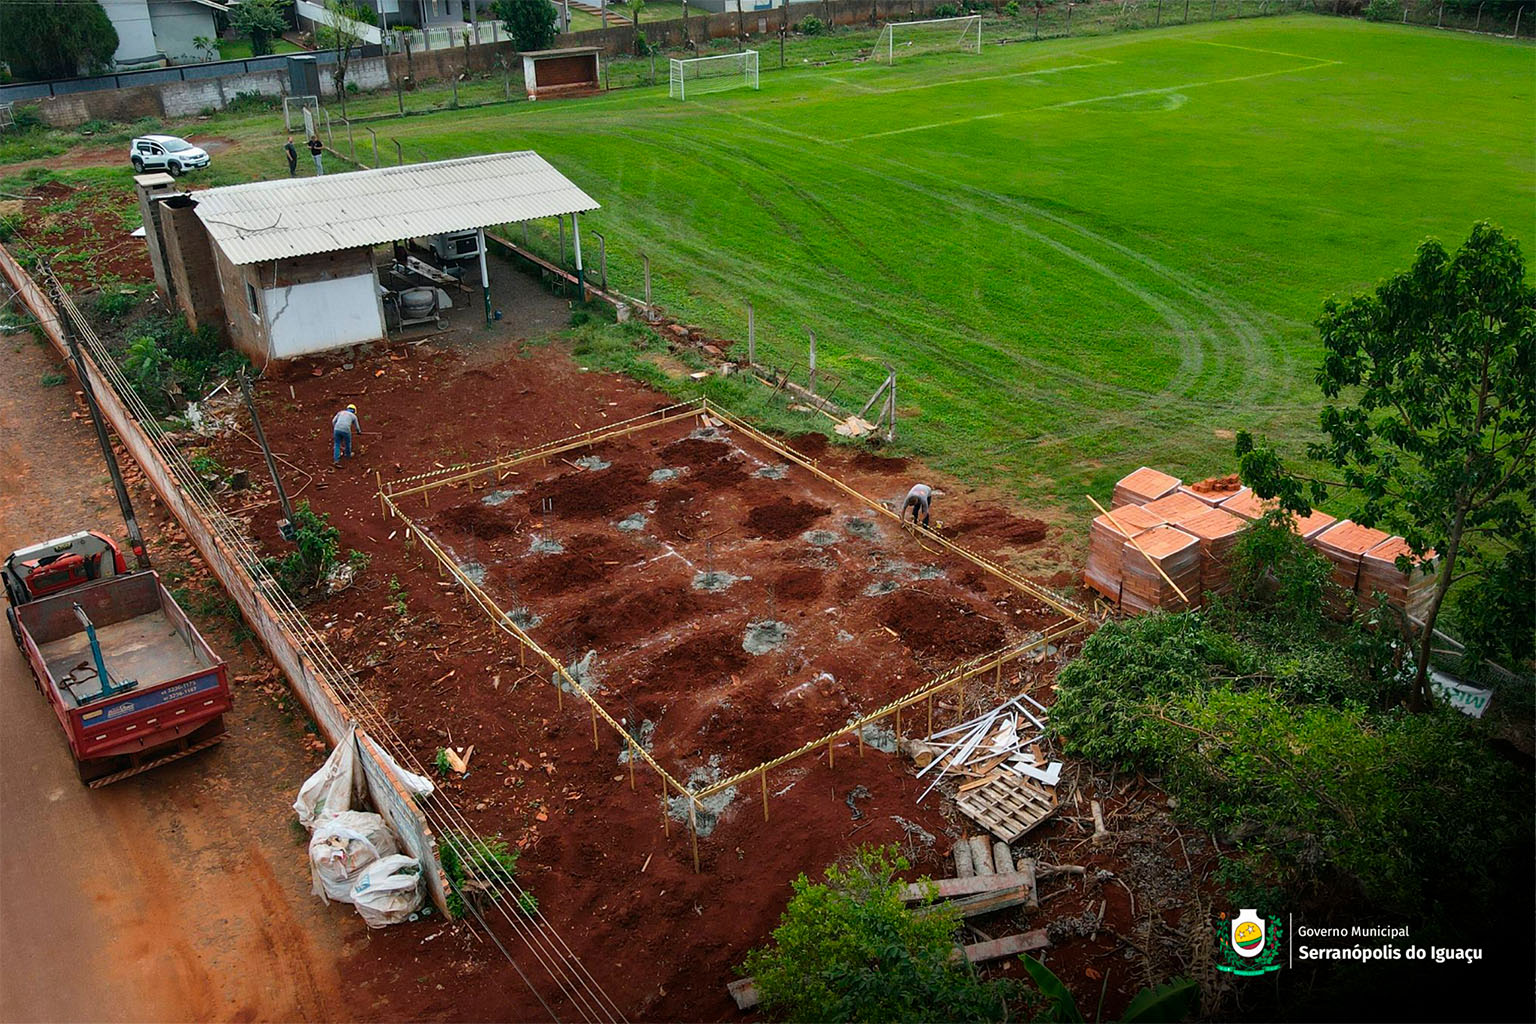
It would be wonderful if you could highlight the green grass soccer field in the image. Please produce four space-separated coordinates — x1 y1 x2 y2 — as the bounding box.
44 15 1536 515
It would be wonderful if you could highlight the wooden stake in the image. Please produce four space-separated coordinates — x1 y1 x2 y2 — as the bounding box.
895 706 902 741
827 737 834 769
628 746 636 790
958 673 965 720
1087 494 1190 606
996 660 1002 685
556 679 563 710
590 702 599 750
927 694 934 737
857 728 864 757
760 770 769 821
376 471 385 516
661 781 670 836
519 643 525 667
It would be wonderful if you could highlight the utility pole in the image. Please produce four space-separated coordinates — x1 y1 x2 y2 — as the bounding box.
238 372 297 541
60 317 151 570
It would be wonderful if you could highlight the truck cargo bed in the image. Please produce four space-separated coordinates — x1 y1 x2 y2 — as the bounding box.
40 613 212 708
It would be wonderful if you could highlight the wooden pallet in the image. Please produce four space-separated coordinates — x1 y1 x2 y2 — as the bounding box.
955 774 1057 843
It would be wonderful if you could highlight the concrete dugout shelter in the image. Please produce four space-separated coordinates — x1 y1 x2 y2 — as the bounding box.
136 152 599 363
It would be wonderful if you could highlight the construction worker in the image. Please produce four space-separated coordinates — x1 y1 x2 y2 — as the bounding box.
902 483 933 528
331 404 360 465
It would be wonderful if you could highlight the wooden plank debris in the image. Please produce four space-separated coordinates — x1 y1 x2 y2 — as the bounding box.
962 929 1049 964
901 870 1035 904
957 774 1057 844
916 881 1035 919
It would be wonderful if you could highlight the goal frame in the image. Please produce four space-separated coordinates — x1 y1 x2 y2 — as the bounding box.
283 94 320 134
669 50 760 101
874 15 983 65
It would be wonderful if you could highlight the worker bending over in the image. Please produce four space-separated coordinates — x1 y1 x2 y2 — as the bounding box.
902 483 933 528
331 404 361 465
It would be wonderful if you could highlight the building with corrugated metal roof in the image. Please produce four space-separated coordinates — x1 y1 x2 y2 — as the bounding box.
135 152 599 362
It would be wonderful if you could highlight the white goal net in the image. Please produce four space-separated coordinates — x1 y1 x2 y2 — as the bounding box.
874 15 983 65
670 51 760 101
284 94 320 134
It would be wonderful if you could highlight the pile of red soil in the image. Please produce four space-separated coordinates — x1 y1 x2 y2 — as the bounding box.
525 464 650 518
746 499 831 540
691 455 750 488
945 505 1048 546
852 450 909 472
880 589 1007 658
788 432 829 457
512 533 640 595
640 626 752 682
553 583 706 651
664 437 731 464
441 501 521 539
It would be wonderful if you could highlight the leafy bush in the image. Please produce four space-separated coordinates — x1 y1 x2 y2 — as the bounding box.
1051 612 1251 767
931 3 962 16
92 289 141 321
1364 0 1402 19
797 15 826 35
225 90 280 113
440 833 520 919
742 845 1011 1023
1148 688 1522 914
1227 511 1338 627
264 501 357 597
1004 0 1022 15
117 312 245 411
494 0 559 51
634 32 652 57
1021 955 1197 1024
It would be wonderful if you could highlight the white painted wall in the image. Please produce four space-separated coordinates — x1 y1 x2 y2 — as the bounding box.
262 273 384 357
104 0 162 66
150 1 219 63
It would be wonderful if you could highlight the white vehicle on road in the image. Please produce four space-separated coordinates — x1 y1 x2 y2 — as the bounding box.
129 134 211 175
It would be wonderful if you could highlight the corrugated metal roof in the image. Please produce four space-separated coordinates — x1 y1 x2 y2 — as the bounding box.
193 152 600 266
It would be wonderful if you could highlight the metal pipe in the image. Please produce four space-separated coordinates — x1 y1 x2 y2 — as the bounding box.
572 213 586 302
240 371 295 527
478 227 492 323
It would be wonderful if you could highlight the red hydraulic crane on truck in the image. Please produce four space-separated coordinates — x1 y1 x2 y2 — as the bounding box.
2 312 231 786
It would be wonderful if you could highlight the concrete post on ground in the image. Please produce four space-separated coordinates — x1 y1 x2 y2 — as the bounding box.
747 300 755 365
367 127 378 167
594 231 607 291
1066 3 1073 32
642 252 652 306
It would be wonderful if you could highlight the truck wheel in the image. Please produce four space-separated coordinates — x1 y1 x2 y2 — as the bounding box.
5 606 20 651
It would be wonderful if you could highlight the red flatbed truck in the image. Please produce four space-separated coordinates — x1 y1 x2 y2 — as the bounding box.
2 316 231 785
10 566 231 786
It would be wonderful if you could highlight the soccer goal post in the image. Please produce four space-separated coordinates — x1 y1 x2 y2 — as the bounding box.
874 15 983 65
669 50 760 101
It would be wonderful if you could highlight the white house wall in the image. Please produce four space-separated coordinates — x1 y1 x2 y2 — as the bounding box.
262 273 384 357
104 0 161 66
149 2 219 63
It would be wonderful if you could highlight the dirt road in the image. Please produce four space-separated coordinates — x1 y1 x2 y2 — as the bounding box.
0 333 361 1022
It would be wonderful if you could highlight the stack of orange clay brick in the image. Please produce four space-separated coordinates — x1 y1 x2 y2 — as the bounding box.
1086 467 1438 618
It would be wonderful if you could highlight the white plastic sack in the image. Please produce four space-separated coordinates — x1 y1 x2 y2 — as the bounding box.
359 733 436 799
294 727 364 829
351 854 424 929
309 811 400 905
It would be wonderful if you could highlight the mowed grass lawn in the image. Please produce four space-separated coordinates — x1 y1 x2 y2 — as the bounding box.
164 17 1536 511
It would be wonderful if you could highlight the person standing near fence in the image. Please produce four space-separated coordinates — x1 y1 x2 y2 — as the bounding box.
308 134 325 176
284 136 298 177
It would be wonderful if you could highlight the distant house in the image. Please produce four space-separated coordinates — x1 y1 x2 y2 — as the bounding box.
104 0 228 68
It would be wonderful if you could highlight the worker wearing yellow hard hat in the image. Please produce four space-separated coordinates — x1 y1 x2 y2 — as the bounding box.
332 403 362 466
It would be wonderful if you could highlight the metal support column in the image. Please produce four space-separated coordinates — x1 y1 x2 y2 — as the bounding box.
478 227 492 323
572 213 586 302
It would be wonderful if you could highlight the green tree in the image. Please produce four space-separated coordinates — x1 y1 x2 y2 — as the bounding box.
494 0 559 51
230 0 288 57
317 0 369 116
742 846 1010 1023
0 0 118 80
1239 223 1535 707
